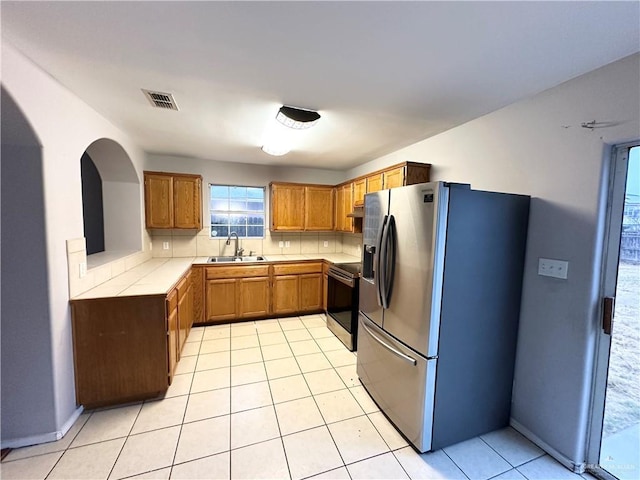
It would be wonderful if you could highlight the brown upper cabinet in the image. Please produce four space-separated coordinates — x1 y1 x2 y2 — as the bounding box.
335 183 354 233
304 186 335 231
365 162 431 195
270 162 429 233
353 178 366 207
144 171 202 229
270 183 305 231
383 166 405 189
270 183 334 232
366 173 383 194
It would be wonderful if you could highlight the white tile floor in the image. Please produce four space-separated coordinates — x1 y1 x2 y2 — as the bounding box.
1 314 596 480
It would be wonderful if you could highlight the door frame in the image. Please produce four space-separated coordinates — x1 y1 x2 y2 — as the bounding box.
586 141 638 478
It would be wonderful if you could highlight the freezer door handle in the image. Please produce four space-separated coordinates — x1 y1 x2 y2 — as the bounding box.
361 319 417 366
382 215 397 308
376 215 389 307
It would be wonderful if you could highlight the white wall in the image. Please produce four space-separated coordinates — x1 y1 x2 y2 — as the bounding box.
1 43 149 446
1 87 57 442
347 54 640 467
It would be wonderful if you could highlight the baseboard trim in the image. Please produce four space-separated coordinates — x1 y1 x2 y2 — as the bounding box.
1 406 84 449
510 418 586 474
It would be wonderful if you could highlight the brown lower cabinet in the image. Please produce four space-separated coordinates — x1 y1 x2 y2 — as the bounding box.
206 262 324 322
272 263 323 315
205 265 271 322
71 260 326 407
71 269 193 408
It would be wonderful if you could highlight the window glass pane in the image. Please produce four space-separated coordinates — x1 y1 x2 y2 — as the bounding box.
209 184 265 238
210 185 228 198
230 186 247 198
229 200 247 211
248 226 264 237
210 198 228 210
210 213 229 225
230 214 247 225
210 225 228 238
248 214 264 225
247 200 263 211
247 187 263 199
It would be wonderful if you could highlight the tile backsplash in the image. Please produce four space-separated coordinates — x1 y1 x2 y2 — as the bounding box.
66 237 152 298
150 228 362 259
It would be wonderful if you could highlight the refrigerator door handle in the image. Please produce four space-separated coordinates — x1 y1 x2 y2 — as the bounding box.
361 318 417 366
383 215 397 308
376 215 389 307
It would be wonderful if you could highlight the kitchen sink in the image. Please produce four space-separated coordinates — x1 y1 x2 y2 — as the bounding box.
207 255 266 263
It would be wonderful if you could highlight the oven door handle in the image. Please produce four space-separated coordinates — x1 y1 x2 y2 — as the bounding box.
328 269 355 287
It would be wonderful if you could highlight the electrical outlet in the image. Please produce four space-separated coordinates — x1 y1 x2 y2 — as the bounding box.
285 241 291 248
163 241 170 250
323 241 329 248
278 241 284 248
79 262 87 278
538 258 569 279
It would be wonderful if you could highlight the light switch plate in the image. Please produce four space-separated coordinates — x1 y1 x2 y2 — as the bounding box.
538 258 569 279
323 241 329 248
278 241 284 248
163 241 170 250
285 241 290 248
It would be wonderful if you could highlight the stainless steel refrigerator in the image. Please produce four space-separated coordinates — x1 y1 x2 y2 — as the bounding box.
357 181 530 452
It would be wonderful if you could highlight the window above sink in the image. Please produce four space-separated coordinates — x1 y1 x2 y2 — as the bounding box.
209 184 265 239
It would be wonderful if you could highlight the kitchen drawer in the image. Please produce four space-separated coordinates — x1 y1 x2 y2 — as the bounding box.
206 265 270 279
273 262 323 275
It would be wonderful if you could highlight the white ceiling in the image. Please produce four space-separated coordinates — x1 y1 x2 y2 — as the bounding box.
2 1 639 170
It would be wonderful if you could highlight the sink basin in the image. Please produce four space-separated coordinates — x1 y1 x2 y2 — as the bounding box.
208 256 266 263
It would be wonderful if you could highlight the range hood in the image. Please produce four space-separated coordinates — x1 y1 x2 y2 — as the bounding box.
347 206 364 218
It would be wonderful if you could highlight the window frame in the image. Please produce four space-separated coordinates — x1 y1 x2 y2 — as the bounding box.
208 183 266 239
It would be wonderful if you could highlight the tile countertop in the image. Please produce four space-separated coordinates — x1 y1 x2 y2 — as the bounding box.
72 253 361 300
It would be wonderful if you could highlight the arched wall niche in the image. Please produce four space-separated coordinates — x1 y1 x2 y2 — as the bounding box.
82 138 142 265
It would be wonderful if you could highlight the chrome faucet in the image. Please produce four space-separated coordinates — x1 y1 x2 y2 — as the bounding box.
226 232 243 257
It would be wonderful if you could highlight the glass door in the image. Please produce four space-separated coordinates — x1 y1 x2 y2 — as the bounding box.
589 144 639 479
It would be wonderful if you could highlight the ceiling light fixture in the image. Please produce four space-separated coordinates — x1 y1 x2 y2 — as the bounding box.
261 105 321 156
276 105 321 130
261 144 289 156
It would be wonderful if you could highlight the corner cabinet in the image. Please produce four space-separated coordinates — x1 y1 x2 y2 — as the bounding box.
144 171 202 229
70 269 194 408
270 182 334 232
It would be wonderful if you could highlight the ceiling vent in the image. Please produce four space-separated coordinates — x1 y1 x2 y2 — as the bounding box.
142 89 179 111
